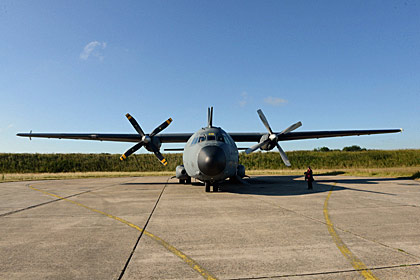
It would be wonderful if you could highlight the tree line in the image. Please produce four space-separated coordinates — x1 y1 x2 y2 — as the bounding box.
1 149 419 173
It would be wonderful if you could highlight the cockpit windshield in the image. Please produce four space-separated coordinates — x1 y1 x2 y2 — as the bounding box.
191 131 228 145
207 133 216 141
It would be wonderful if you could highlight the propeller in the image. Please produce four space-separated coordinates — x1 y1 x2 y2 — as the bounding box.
120 113 172 166
245 109 302 167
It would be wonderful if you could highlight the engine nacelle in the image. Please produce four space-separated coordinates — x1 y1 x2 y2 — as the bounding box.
176 165 190 180
145 137 162 153
259 134 276 151
236 164 246 178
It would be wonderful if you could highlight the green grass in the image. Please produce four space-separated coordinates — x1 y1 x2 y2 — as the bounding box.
0 171 175 183
0 150 419 183
1 167 419 183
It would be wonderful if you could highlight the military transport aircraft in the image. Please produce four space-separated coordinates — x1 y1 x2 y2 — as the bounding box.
17 108 401 192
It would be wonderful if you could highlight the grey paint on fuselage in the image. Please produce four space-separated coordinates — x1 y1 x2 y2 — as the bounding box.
183 126 238 183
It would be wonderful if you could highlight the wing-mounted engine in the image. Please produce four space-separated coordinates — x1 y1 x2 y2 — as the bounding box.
176 165 191 184
236 164 246 178
257 134 276 151
120 113 172 166
144 137 162 153
245 109 302 167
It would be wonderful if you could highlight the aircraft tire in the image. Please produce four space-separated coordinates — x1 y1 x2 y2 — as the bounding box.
213 182 219 192
179 179 185 184
205 182 211 192
186 177 191 184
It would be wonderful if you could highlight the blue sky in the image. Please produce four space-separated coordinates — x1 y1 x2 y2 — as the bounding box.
1 0 418 154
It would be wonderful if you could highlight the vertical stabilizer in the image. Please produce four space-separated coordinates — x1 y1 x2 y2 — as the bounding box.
207 107 213 128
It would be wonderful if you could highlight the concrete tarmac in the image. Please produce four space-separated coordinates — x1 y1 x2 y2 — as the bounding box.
1 175 420 279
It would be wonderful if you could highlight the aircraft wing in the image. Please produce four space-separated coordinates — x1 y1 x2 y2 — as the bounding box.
229 129 402 142
16 133 193 143
18 129 402 144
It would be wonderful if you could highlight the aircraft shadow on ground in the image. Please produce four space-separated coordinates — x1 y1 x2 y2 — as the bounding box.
120 175 407 196
122 182 180 185
219 175 400 196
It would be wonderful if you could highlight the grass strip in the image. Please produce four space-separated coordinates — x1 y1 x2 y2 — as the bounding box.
1 167 419 183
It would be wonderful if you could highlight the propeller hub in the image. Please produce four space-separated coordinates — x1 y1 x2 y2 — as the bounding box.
142 135 151 143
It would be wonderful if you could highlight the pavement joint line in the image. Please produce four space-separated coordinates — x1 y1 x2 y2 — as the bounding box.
117 177 167 279
323 183 379 280
252 183 420 261
324 182 420 261
0 185 100 217
249 180 403 279
225 263 420 279
0 178 140 218
28 183 218 280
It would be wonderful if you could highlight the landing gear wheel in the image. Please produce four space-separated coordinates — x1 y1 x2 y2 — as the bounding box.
186 177 191 184
213 183 219 192
205 182 211 192
179 179 185 184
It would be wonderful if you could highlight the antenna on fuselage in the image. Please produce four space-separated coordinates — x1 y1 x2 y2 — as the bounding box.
207 107 213 128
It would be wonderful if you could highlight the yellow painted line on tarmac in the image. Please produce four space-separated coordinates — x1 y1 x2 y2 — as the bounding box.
29 185 218 280
323 183 379 280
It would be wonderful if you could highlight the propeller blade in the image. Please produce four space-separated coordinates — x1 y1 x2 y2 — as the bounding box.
148 143 168 166
279 121 302 135
150 118 173 137
257 109 274 134
275 142 291 167
120 142 144 161
245 141 267 154
125 113 145 136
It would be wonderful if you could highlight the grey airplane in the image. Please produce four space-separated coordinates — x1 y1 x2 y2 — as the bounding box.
17 108 402 192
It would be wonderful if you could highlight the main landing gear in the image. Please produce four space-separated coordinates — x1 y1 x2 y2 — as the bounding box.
205 181 219 192
179 177 191 184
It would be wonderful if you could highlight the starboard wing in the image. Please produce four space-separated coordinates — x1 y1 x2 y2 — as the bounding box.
16 133 193 143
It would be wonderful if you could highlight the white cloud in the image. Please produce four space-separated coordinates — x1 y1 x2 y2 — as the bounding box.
80 41 107 60
263 96 287 106
239 91 249 107
0 123 14 133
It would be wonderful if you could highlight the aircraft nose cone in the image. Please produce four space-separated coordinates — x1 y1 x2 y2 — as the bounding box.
198 146 226 176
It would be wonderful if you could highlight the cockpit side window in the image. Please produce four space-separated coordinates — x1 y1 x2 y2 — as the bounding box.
191 137 198 145
198 134 206 143
222 132 232 145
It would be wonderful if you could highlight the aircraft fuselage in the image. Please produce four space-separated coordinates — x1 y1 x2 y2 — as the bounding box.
182 126 239 184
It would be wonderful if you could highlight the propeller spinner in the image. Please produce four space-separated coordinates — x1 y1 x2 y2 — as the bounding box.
245 109 302 167
120 113 172 166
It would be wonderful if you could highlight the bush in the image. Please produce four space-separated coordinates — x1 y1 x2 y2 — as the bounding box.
343 145 366 152
314 147 330 152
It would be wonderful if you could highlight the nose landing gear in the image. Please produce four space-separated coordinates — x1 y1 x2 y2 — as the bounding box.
205 181 219 192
